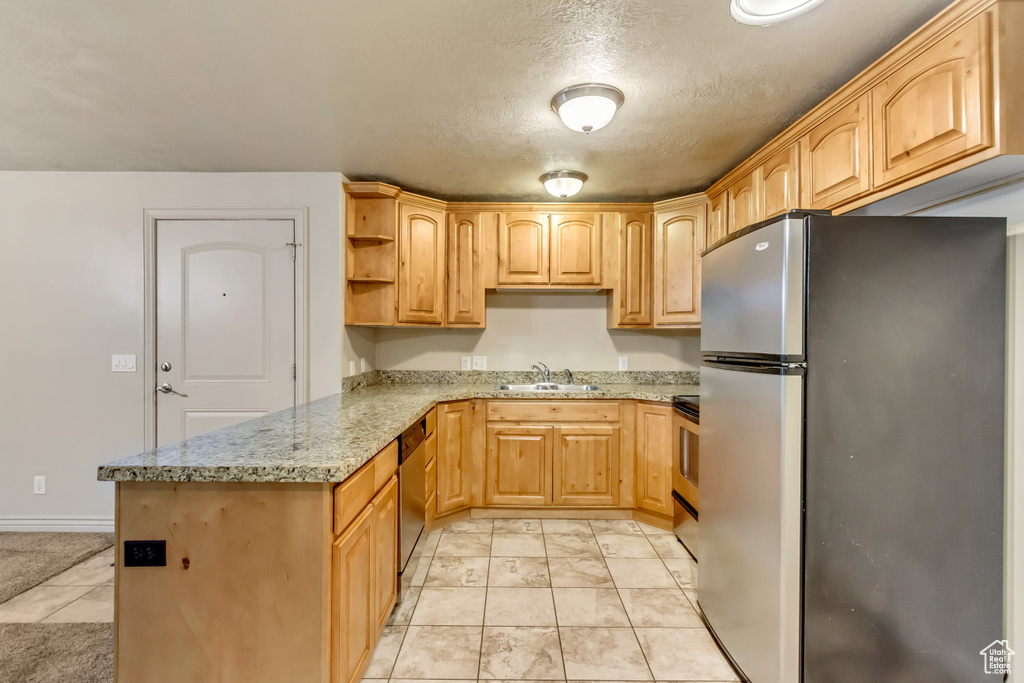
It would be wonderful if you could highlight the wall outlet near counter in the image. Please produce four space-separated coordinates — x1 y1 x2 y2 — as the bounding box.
472 356 487 371
360 358 367 373
618 356 629 371
461 356 472 371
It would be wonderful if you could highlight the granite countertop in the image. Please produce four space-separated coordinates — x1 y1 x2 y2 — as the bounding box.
97 382 699 484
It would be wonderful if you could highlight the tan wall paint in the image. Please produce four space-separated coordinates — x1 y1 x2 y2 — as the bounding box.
0 171 357 530
374 292 700 371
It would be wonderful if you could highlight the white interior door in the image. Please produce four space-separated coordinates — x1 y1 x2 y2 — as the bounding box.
156 219 296 447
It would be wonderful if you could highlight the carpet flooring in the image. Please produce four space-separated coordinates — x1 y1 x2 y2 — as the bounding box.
0 623 113 683
0 533 114 605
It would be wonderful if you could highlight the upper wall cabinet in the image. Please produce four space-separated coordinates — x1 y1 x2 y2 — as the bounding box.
446 212 486 327
498 212 602 288
398 201 445 325
345 183 400 327
728 169 762 234
800 93 872 209
498 213 549 285
550 213 601 285
653 202 705 327
609 213 653 327
761 143 800 220
871 13 992 189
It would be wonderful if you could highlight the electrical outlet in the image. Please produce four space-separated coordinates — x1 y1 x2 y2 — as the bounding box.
349 360 357 375
618 356 629 371
360 358 368 373
111 354 137 372
33 476 45 495
124 540 167 567
461 356 472 371
472 356 487 371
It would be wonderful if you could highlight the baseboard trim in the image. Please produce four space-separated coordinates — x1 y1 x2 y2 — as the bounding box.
0 516 115 533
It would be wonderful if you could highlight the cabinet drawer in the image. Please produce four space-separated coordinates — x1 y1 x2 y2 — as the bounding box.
334 440 399 536
486 401 620 423
425 456 437 501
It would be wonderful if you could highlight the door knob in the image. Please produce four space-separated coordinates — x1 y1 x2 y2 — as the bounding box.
160 362 172 372
157 383 188 397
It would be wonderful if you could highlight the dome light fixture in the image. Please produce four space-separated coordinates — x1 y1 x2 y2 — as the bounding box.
550 83 624 134
730 0 828 26
540 170 588 199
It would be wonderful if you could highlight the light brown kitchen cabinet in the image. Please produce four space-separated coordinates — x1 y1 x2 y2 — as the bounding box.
761 143 800 219
446 212 485 326
498 213 549 285
485 425 553 506
653 204 705 327
552 425 621 507
436 400 473 514
609 213 652 327
707 192 728 250
331 505 375 683
550 213 601 285
801 93 873 209
728 168 762 233
371 475 398 636
635 403 673 516
398 201 445 324
871 13 992 189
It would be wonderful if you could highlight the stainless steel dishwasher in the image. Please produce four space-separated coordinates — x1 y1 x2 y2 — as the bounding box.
397 418 427 597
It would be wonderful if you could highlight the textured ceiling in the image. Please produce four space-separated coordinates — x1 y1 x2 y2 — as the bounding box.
0 0 953 201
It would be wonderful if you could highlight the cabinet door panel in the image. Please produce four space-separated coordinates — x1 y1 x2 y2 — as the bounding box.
486 425 553 506
615 213 652 326
635 404 673 516
653 206 705 326
728 169 762 233
802 93 872 208
498 213 549 285
398 203 445 324
762 144 800 219
551 214 601 285
447 213 485 326
372 475 399 636
707 193 728 250
872 14 991 188
437 401 472 514
553 426 620 506
332 506 375 683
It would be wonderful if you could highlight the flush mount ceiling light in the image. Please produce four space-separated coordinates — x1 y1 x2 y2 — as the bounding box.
550 84 625 134
540 170 588 199
730 0 828 26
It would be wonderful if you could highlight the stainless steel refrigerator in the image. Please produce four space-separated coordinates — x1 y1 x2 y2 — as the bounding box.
699 211 1006 682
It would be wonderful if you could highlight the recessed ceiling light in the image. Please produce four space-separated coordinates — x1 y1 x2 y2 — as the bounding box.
540 170 588 199
550 84 624 134
730 0 828 26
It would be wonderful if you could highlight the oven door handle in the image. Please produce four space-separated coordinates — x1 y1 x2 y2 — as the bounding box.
672 490 698 521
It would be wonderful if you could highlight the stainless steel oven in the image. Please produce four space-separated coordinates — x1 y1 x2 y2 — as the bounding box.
672 395 699 562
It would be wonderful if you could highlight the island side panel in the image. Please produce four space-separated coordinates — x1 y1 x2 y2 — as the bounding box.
114 481 333 683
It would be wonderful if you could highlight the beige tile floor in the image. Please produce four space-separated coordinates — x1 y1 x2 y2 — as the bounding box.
369 518 738 682
0 546 114 623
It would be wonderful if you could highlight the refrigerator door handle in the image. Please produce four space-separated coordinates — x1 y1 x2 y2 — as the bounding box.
702 359 806 375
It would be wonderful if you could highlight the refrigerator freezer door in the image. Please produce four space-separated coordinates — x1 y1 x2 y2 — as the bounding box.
698 363 803 683
701 218 805 360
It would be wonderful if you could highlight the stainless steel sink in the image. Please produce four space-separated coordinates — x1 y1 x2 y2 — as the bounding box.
494 383 602 391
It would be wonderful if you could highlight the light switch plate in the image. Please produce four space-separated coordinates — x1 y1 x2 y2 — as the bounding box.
349 360 357 375
111 354 137 372
472 356 487 370
461 356 472 370
618 356 629 371
360 358 367 373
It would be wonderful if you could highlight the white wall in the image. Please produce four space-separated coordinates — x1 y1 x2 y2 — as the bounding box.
0 171 359 531
904 180 1023 674
374 292 701 371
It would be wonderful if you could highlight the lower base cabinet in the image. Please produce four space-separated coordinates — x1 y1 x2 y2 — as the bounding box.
332 506 375 683
485 425 553 505
635 403 673 515
553 425 621 506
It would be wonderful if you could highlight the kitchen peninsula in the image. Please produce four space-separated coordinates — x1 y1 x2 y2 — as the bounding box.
98 372 698 683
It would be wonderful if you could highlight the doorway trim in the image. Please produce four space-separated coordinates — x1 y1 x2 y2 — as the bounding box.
142 208 310 451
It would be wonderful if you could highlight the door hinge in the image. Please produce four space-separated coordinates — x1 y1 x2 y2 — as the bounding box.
292 364 296 380
286 242 302 261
